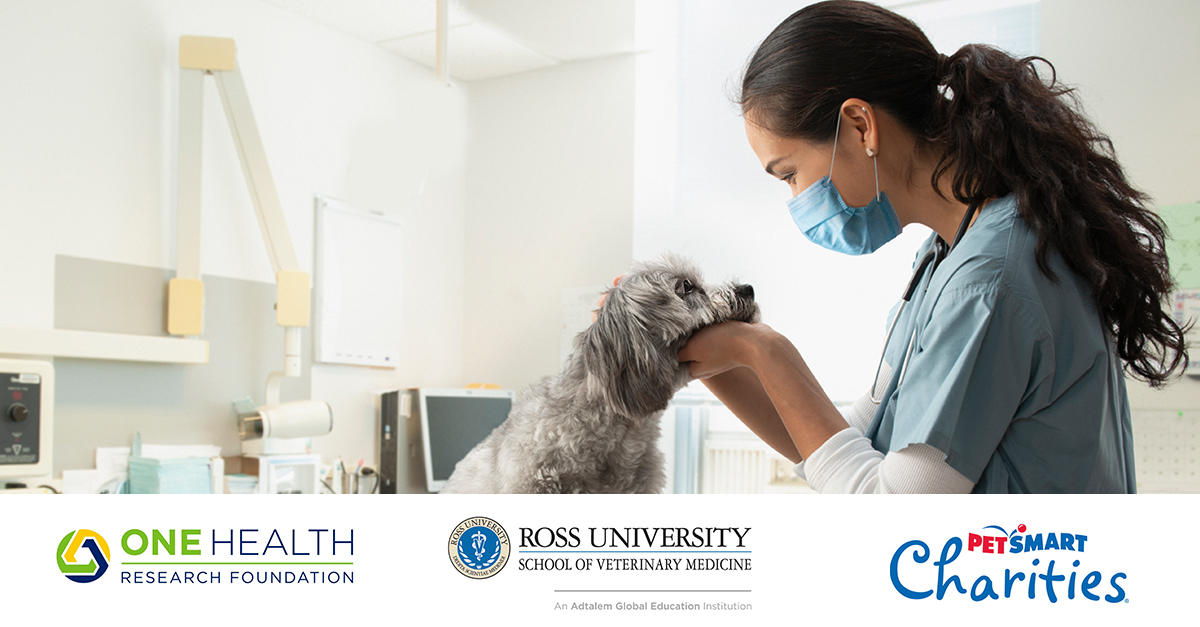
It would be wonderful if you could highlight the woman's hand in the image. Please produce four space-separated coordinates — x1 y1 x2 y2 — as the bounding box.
681 320 846 461
677 321 776 380
591 274 625 322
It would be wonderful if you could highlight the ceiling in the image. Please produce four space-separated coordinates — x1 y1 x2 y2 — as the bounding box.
262 0 640 81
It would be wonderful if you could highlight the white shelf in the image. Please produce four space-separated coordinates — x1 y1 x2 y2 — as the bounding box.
0 327 208 364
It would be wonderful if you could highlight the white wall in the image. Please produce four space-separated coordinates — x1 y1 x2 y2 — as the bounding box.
0 0 469 472
1040 0 1200 410
463 55 636 391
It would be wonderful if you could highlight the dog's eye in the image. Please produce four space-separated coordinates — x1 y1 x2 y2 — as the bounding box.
678 279 694 295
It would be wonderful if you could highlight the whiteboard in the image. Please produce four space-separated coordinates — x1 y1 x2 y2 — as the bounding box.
313 196 403 368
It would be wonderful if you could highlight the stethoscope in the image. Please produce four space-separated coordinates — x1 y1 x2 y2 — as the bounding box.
869 199 984 403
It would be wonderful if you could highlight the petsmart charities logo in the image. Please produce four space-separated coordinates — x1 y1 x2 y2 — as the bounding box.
448 516 511 579
889 522 1128 603
55 527 356 585
57 529 111 583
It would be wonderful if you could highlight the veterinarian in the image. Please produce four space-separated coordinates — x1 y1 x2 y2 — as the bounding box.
676 0 1187 493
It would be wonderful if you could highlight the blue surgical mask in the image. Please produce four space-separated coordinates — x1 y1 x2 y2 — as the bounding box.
786 110 901 255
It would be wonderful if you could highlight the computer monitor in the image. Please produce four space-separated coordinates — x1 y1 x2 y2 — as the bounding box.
418 388 513 493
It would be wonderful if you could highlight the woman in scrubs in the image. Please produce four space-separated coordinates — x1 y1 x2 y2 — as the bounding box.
676 0 1188 493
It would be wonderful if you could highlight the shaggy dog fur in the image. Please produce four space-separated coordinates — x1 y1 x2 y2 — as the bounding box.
440 254 759 494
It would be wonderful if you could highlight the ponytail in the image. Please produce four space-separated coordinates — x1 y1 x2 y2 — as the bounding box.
929 43 1188 385
739 0 1188 386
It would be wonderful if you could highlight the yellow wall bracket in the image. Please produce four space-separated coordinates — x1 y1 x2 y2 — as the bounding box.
178 36 236 71
166 278 204 336
275 271 311 327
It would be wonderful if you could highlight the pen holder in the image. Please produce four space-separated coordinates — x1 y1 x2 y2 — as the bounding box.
356 470 377 494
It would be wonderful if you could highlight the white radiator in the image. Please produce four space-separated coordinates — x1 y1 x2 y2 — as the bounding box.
701 434 813 494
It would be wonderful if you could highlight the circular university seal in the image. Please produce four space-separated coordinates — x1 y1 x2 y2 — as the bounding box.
448 516 511 579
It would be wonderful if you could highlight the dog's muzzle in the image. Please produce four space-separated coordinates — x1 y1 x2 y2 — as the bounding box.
731 283 759 323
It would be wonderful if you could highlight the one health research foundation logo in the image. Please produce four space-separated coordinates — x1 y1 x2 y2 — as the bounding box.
448 516 511 579
52 526 356 586
57 529 112 583
889 522 1129 604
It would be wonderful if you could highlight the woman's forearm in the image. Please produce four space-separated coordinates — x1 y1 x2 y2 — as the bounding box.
743 327 848 460
699 366 802 463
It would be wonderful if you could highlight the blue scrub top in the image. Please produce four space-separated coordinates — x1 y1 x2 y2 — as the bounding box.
866 192 1137 493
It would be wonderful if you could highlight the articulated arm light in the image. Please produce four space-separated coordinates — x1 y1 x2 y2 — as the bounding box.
170 36 311 406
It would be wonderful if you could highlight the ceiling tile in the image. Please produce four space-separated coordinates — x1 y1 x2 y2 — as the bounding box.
380 22 558 81
263 0 470 42
461 0 637 61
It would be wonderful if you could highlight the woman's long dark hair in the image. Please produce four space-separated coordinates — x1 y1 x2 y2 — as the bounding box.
740 0 1187 386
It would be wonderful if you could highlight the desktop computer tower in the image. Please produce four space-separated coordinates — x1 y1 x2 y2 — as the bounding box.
377 389 426 494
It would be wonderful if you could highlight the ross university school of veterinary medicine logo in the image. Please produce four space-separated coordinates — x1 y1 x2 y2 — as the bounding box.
57 529 111 583
448 516 511 579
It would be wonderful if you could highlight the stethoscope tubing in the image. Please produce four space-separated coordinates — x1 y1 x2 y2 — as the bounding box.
868 200 983 404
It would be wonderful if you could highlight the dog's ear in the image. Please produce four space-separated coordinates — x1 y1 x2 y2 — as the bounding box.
579 285 676 417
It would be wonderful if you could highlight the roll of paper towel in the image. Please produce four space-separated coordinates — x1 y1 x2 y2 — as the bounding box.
251 400 333 439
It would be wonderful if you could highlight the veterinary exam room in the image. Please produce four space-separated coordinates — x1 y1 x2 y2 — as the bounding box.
2 0 1197 495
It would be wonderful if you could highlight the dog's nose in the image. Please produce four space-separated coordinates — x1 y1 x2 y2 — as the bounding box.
734 284 754 300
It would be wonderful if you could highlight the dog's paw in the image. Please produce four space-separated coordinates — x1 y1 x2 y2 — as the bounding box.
528 466 564 494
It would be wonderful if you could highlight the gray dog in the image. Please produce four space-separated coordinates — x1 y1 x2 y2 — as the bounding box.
440 254 759 494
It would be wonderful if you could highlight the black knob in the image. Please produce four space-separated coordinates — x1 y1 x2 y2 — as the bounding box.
9 404 28 422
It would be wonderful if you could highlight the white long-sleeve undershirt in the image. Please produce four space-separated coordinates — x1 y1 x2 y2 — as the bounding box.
793 390 976 494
